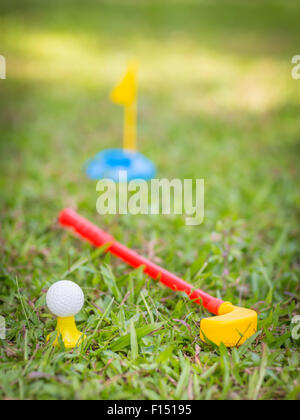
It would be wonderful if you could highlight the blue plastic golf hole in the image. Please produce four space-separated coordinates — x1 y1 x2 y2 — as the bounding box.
105 154 131 168
85 148 156 182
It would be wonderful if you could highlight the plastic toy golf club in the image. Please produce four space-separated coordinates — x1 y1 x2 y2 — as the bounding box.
46 280 85 349
58 209 257 347
86 60 156 181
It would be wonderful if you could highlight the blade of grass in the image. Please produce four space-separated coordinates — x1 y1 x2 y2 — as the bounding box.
130 321 138 360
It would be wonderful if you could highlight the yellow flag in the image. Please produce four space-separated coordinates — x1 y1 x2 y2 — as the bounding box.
110 61 138 151
110 61 137 107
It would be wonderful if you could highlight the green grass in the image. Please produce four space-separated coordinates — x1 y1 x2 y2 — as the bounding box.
0 0 300 400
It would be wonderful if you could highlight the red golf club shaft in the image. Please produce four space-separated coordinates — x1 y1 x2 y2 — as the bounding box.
59 209 224 315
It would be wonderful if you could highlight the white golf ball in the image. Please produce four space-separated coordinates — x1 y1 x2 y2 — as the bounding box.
46 280 84 318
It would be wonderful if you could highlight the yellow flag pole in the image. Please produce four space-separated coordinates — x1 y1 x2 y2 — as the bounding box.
123 99 137 151
110 60 138 152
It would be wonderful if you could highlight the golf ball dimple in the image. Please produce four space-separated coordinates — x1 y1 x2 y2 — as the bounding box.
46 280 84 318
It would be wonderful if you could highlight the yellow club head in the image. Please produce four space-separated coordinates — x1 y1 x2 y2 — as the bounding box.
200 302 257 347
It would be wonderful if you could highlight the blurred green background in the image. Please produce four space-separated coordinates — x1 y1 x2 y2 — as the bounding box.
0 0 299 400
1 0 300 220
